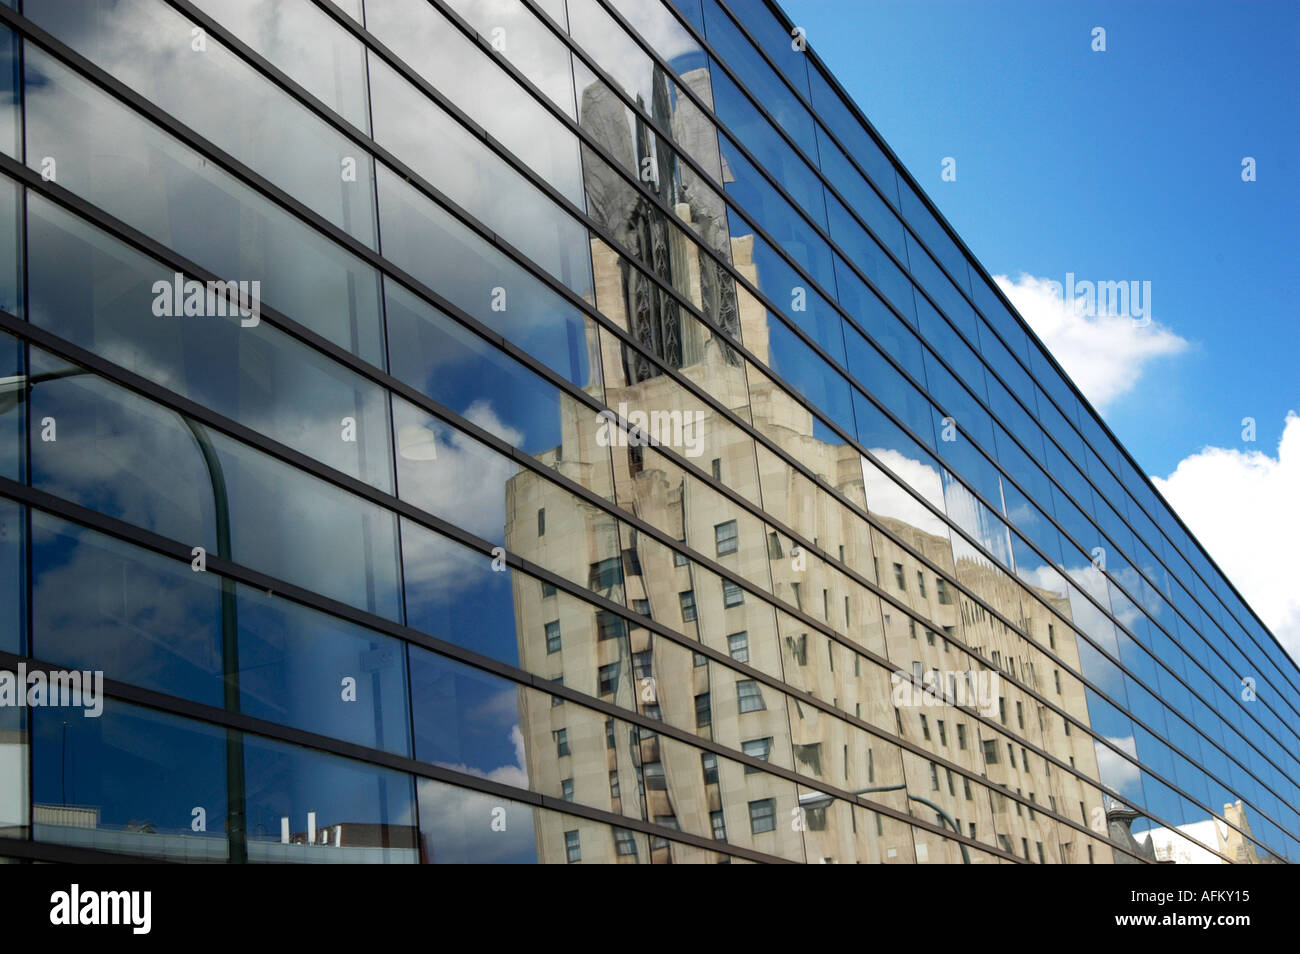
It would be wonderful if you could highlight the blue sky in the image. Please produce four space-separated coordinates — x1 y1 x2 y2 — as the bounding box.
781 0 1300 653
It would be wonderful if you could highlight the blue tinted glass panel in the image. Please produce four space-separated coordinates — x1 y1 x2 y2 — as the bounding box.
32 699 230 859
897 178 970 294
840 289 925 384
719 134 836 292
815 123 906 260
709 67 825 227
766 319 854 435
243 734 418 862
807 65 898 208
0 497 21 655
848 346 935 450
700 0 815 154
826 195 914 324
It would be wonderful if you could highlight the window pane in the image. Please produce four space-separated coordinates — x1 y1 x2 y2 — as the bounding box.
28 0 378 246
709 66 824 228
826 194 915 324
243 733 418 862
417 777 537 863
0 324 22 482
700 0 815 154
368 54 592 295
807 65 898 209
27 194 394 491
376 168 600 394
0 497 23 655
721 134 835 293
444 0 577 119
236 585 412 755
23 47 385 366
189 0 371 130
408 648 529 784
0 27 16 158
0 172 19 317
28 347 402 619
32 698 230 860
391 395 519 546
31 511 225 707
816 122 905 260
366 0 585 209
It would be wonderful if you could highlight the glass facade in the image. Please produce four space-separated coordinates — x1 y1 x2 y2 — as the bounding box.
0 0 1293 864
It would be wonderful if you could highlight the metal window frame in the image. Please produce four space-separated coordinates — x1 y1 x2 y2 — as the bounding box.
0 2 1282 860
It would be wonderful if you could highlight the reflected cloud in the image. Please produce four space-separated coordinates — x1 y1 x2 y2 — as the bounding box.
1096 735 1143 798
862 448 948 536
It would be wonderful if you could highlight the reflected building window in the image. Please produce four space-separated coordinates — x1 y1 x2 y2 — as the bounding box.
737 680 766 713
701 753 719 785
597 610 628 642
679 590 698 622
743 738 772 772
715 520 739 556
614 828 638 857
589 557 625 591
749 799 776 835
695 692 712 727
598 662 621 696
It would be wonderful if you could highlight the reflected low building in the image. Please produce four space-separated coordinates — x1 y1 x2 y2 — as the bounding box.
0 0 1295 865
1142 801 1285 865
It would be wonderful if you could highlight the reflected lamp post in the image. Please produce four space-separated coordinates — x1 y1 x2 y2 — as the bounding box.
1 366 247 863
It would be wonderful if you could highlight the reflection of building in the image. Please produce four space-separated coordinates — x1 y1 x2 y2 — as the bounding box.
28 804 421 863
1107 804 1160 864
507 152 1111 861
1143 801 1285 865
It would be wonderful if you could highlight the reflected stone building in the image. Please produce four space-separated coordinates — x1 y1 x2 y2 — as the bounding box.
506 204 1111 863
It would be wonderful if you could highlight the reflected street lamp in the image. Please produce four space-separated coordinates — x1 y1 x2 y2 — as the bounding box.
1 366 247 862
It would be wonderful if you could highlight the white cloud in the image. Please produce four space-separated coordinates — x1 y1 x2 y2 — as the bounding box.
1096 735 1142 799
993 273 1188 409
435 724 530 791
861 447 947 536
396 398 522 544
1152 412 1300 663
